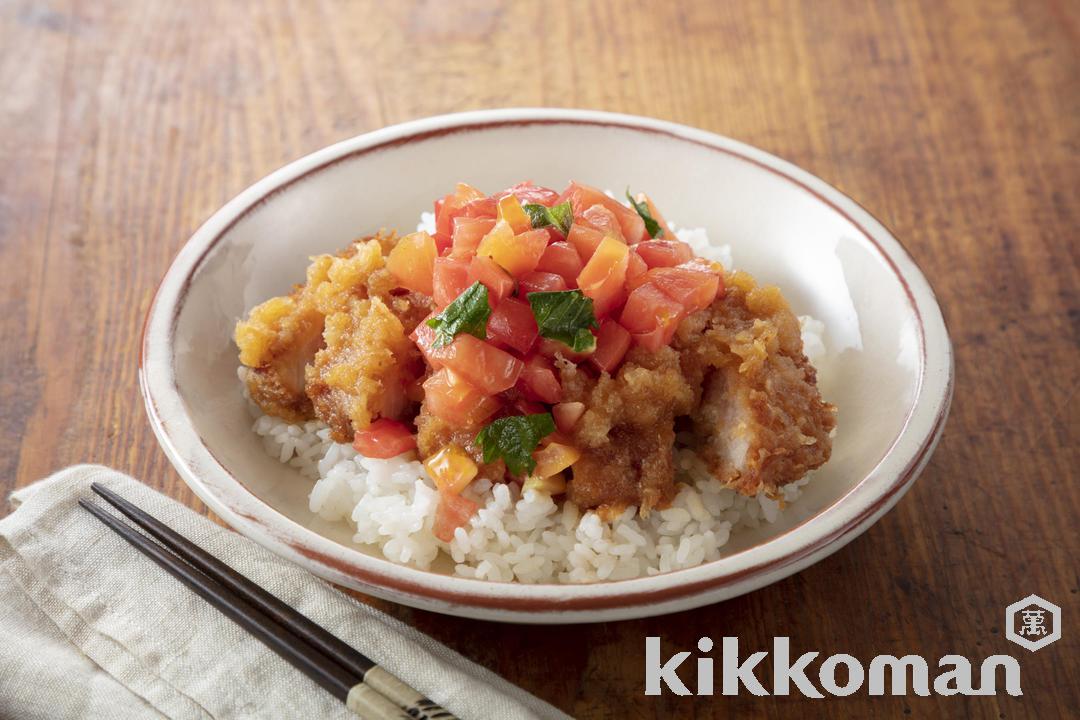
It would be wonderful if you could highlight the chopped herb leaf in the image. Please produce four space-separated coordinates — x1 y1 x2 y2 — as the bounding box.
527 289 599 353
476 413 556 476
626 188 663 238
425 281 490 348
523 201 573 236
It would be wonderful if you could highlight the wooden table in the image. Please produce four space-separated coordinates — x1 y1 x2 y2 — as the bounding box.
3 1 1077 717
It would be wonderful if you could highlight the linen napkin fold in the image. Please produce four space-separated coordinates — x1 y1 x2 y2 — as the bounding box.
0 465 571 720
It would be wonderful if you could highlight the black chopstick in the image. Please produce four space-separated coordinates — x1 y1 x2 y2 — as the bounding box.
80 489 457 720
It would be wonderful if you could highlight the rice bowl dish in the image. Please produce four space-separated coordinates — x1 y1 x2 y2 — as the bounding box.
235 182 835 584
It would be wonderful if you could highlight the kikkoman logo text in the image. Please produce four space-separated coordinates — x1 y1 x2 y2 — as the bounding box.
645 637 1023 697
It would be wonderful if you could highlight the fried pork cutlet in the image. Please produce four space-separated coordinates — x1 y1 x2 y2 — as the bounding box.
676 270 836 498
235 234 431 439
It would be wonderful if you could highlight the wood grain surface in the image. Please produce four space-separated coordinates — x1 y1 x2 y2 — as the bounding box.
2 0 1077 717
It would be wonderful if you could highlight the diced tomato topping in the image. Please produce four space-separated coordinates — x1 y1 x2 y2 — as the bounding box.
450 217 495 259
435 183 486 239
422 369 500 427
497 194 532 234
590 319 632 373
410 313 454 367
635 240 693 268
518 271 568 295
386 231 438 296
581 204 625 243
648 265 720 313
486 297 538 354
433 490 479 542
461 195 497 219
626 250 649 291
499 181 561 207
631 322 681 352
432 257 472 309
536 241 584 284
620 282 684 336
468 255 514 304
552 401 585 434
566 224 605 264
439 334 524 394
424 444 478 495
562 182 647 243
477 222 548 278
352 419 417 459
516 354 562 404
577 236 630 317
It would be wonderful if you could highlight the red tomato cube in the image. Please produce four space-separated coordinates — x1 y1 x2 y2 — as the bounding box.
516 354 562 404
439 334 524 394
468 255 515 304
536 241 584 284
432 257 472 309
581 204 625 243
590 319 632 373
499 181 561 207
619 282 684 336
352 419 417 459
487 297 538 354
422 368 500 427
518 271 568 295
451 217 495 260
626 250 649 291
635 240 693 268
435 183 486 238
433 490 479 542
562 182 647 243
648 266 721 313
566 224 605 264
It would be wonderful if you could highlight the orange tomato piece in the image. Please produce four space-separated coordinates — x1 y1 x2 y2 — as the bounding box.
476 221 548 277
422 369 500 427
386 231 437 296
625 250 649 291
531 441 581 478
424 444 479 495
577 236 630 317
552 401 586 434
497 194 532 234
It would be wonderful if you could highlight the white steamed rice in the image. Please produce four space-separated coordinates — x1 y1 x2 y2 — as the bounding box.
245 216 826 584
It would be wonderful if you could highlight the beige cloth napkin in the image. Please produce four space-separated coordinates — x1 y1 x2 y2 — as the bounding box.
0 465 571 720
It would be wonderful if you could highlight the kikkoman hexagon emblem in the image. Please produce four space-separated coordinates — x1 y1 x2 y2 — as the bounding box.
1006 594 1061 652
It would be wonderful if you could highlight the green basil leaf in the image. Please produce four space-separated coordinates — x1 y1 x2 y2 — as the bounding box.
527 289 598 353
475 413 557 476
425 281 490 349
626 188 663 238
523 201 573 236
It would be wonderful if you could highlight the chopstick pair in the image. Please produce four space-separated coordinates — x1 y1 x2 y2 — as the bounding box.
79 483 457 720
